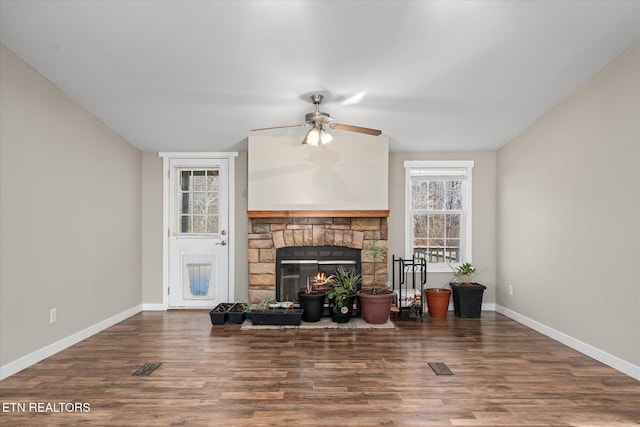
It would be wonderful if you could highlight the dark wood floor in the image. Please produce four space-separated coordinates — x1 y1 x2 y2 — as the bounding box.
1 311 639 426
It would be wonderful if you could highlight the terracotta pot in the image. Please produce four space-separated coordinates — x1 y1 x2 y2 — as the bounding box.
358 291 395 324
424 288 451 317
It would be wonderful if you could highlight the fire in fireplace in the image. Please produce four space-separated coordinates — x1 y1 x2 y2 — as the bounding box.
275 246 361 304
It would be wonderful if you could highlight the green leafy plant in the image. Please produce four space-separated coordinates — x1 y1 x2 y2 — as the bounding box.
282 295 293 311
363 240 393 295
327 266 360 313
254 296 273 311
450 262 480 285
363 239 385 263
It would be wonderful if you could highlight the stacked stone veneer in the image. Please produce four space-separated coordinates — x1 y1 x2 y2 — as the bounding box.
248 216 388 304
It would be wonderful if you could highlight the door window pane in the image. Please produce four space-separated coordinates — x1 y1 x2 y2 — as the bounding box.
177 169 220 234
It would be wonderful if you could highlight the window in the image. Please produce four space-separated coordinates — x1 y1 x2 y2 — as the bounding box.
178 169 220 234
404 161 473 272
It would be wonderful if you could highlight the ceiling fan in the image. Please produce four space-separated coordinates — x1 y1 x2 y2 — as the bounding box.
251 94 382 146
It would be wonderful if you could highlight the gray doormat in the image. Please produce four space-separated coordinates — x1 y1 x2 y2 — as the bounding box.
428 362 454 375
240 317 396 330
132 362 162 376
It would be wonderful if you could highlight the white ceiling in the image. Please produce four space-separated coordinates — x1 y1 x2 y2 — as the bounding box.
1 1 638 152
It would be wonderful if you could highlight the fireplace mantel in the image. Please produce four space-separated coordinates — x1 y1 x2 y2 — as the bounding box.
247 210 390 218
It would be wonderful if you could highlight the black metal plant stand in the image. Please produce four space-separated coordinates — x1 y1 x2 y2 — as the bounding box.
392 255 427 320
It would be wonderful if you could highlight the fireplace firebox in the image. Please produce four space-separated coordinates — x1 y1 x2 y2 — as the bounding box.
276 246 361 311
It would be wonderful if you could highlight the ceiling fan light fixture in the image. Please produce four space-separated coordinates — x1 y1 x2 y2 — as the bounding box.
302 124 333 146
320 128 333 144
302 127 321 146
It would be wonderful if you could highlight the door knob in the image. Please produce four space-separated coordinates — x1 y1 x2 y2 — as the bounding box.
216 241 227 246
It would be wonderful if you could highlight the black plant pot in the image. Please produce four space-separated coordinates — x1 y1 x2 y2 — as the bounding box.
250 309 304 326
227 303 247 324
450 283 486 318
329 295 356 323
298 292 327 322
209 303 234 325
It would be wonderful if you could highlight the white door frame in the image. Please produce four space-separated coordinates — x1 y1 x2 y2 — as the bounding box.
159 152 238 310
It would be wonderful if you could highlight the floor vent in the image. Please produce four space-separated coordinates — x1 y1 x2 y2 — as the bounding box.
132 362 162 377
428 362 454 375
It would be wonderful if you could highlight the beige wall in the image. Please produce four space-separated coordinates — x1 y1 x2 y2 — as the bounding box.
0 45 142 366
388 151 497 301
234 152 249 302
141 152 164 304
496 44 639 366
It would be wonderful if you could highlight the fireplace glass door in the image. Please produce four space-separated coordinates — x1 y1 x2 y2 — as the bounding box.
280 260 357 303
276 246 361 305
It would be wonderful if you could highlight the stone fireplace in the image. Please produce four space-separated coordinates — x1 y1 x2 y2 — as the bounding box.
247 215 388 304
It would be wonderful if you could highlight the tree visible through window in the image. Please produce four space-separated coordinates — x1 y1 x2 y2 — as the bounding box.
178 169 220 234
405 161 473 271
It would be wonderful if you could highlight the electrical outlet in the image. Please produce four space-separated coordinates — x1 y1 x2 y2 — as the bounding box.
50 308 57 324
508 285 513 296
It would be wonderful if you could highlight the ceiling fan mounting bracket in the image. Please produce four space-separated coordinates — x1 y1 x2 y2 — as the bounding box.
310 93 324 105
305 94 332 125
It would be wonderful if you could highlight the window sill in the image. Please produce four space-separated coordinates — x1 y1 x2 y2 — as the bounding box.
427 266 456 274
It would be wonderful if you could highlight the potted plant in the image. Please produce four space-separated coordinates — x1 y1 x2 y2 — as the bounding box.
249 297 304 326
357 284 395 324
209 302 234 325
424 284 451 317
358 241 395 324
449 262 486 318
327 266 359 323
227 302 248 324
297 276 328 322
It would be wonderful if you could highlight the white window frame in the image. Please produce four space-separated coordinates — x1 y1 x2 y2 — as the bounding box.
404 160 474 273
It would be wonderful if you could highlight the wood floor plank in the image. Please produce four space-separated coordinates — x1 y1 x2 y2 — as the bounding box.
1 311 639 426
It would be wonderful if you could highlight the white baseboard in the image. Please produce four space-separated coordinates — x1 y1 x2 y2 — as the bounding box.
142 303 166 311
443 302 495 311
495 305 640 381
482 302 495 311
0 304 142 380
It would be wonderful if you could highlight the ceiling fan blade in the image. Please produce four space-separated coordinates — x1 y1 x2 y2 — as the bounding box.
330 123 382 136
251 124 307 131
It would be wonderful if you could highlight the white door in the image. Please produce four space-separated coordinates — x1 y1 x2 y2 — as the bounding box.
168 158 229 308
